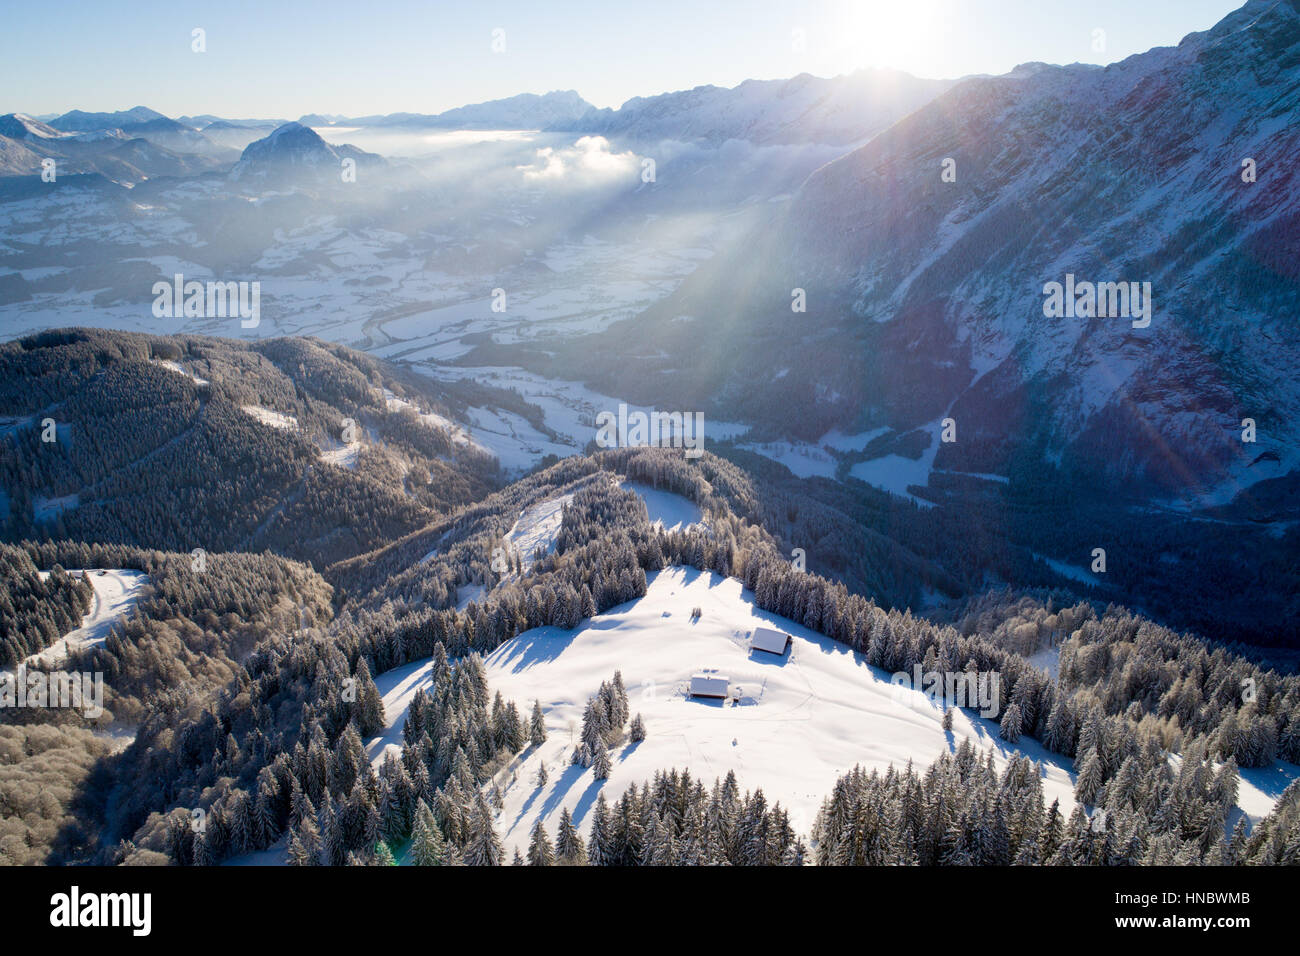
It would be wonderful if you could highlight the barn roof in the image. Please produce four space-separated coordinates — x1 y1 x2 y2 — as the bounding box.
689 673 730 696
751 626 791 655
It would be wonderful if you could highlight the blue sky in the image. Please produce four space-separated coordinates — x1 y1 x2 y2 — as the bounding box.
2 0 1245 119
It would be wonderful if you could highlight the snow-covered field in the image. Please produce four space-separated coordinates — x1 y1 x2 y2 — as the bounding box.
476 566 1089 852
620 481 702 532
350 564 1294 859
414 363 749 476
363 566 1084 854
24 569 150 668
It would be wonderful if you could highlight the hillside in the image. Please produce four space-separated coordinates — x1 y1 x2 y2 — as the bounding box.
0 328 504 567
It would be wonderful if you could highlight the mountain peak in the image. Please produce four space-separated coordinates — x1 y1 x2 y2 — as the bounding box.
231 121 381 182
0 113 64 140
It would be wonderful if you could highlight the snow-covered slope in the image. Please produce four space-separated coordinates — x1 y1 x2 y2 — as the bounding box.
504 494 574 570
23 569 149 668
0 113 66 141
783 0 1300 497
614 0 1300 504
477 567 1080 852
475 567 1294 852
48 106 168 133
620 481 703 531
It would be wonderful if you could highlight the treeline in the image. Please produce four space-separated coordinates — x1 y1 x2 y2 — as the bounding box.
811 740 1297 866
519 744 1299 866
521 769 804 866
0 543 93 664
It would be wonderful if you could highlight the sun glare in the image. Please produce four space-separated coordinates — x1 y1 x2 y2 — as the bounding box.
837 0 941 73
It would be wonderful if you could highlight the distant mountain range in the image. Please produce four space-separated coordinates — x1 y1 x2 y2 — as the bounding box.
0 67 960 186
2 0 1295 510
327 89 595 129
547 69 954 146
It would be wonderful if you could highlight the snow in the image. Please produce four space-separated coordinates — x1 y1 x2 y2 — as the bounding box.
240 405 297 430
739 440 839 480
22 569 150 669
1026 646 1061 679
847 422 945 505
505 494 573 570
477 566 1081 852
620 481 703 532
1032 552 1096 586
378 388 489 455
151 358 209 386
365 655 442 769
821 427 890 452
455 582 487 612
223 837 288 867
849 451 938 505
346 562 1295 859
33 494 78 522
319 440 361 469
411 364 749 476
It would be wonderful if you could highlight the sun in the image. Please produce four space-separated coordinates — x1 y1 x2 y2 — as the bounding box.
837 0 941 73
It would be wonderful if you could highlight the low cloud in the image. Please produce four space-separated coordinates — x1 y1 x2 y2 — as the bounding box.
518 135 639 183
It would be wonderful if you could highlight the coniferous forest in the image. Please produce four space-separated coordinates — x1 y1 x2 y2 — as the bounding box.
2 337 1299 869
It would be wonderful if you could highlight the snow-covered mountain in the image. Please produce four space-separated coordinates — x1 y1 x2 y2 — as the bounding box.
0 113 66 140
576 0 1298 506
230 121 384 181
38 106 236 159
550 69 953 145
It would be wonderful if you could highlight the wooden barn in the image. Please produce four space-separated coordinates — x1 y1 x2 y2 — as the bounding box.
750 626 792 657
689 673 730 699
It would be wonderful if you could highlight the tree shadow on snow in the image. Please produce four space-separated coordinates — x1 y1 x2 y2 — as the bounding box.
490 624 584 673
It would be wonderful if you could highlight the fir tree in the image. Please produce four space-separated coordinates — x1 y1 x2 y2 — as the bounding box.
410 800 446 866
530 700 547 746
527 819 556 866
592 741 612 781
463 793 504 866
555 806 585 864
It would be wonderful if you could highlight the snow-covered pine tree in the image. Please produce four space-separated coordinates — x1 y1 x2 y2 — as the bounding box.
555 806 585 864
463 793 504 866
592 740 612 781
530 699 547 746
586 795 614 866
527 819 556 866
1000 703 1023 744
410 800 445 866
